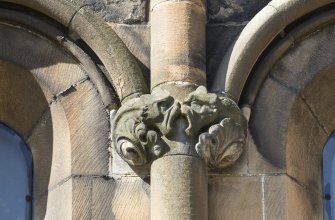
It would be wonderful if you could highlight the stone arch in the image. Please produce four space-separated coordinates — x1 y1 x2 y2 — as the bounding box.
208 0 335 218
238 6 335 220
0 3 149 218
0 0 148 101
212 0 335 101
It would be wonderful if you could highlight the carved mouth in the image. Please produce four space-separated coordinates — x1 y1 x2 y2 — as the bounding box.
163 101 181 136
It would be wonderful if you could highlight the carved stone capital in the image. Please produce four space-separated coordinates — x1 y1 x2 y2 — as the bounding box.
112 86 247 168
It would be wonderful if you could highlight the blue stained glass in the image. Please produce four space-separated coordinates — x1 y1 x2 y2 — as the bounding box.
0 124 32 220
323 133 335 220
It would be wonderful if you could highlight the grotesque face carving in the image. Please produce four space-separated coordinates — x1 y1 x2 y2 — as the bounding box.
112 86 247 168
140 88 181 137
181 86 221 136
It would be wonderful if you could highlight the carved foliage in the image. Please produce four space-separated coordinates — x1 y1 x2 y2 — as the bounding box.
195 118 246 169
112 86 247 168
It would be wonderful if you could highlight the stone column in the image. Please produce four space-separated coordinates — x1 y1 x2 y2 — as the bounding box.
150 0 207 218
111 0 247 219
150 0 206 89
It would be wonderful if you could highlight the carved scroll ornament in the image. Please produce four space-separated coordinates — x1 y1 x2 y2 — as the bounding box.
112 86 247 168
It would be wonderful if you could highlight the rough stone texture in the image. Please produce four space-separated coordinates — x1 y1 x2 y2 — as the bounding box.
287 176 323 220
207 0 270 24
110 24 150 69
34 178 73 220
269 23 335 93
0 23 88 102
301 64 335 135
247 130 283 174
110 24 150 85
206 24 244 86
250 77 297 169
73 177 92 220
0 60 48 139
27 101 71 199
60 81 110 176
151 156 208 220
84 0 147 23
264 176 287 219
287 96 327 194
92 177 150 220
208 176 262 220
151 1 206 88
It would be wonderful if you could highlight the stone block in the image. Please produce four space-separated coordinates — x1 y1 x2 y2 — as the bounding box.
0 60 48 138
110 24 150 85
73 176 93 220
60 81 109 175
248 130 284 174
270 23 335 93
27 101 72 198
264 175 287 219
111 24 150 68
207 0 270 24
287 96 327 194
208 176 262 220
208 141 248 175
92 176 150 220
0 24 87 102
85 0 147 23
287 177 323 220
301 64 335 135
206 25 244 86
250 77 298 169
111 147 150 176
33 178 73 220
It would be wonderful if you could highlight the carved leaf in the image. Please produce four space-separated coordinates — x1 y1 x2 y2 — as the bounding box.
196 118 246 169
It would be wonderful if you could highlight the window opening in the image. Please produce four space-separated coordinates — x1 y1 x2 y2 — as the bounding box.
0 124 32 220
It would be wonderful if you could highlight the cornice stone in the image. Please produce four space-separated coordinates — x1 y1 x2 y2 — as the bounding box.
112 86 247 168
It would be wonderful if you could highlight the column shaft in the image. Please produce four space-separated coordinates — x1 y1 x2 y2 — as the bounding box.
151 155 208 220
150 0 206 89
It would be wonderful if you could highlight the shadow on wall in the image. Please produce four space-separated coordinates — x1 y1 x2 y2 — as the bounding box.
0 60 53 219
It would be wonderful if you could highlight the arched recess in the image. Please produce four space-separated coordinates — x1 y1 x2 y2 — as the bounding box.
0 2 149 219
0 0 148 101
211 0 335 219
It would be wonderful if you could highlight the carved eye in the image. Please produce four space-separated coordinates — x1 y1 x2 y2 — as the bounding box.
117 139 146 166
157 98 173 112
191 100 202 111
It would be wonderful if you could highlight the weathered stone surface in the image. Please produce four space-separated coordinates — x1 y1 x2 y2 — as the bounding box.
70 6 149 101
270 23 335 93
287 176 323 220
287 96 327 194
27 101 71 199
250 77 298 169
207 0 270 24
151 155 208 220
60 81 109 175
206 25 244 86
208 141 248 175
92 177 150 219
112 86 246 168
34 178 73 220
73 177 92 220
0 24 87 102
1 0 86 27
301 64 335 135
247 130 284 174
84 0 147 23
208 176 262 220
110 24 150 69
264 175 287 219
0 60 48 138
151 1 206 88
